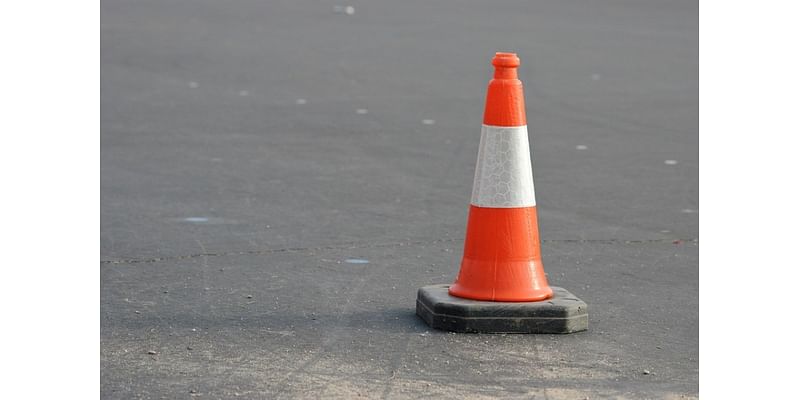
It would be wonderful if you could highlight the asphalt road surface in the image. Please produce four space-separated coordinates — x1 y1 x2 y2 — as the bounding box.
101 0 698 398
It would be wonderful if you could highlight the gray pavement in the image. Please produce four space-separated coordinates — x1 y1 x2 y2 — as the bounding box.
101 0 698 398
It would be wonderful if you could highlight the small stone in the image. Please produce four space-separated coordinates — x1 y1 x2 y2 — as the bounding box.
643 370 651 375
189 389 198 393
187 346 193 350
246 295 253 299
134 310 140 314
147 350 157 355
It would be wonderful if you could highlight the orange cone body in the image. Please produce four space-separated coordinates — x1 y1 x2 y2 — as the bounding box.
448 53 553 302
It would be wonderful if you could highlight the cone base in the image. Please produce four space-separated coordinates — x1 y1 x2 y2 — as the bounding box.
416 284 588 334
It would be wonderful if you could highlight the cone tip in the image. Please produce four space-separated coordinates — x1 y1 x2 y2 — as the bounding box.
492 52 520 68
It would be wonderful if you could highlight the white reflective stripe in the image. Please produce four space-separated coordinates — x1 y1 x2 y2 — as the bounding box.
470 125 536 208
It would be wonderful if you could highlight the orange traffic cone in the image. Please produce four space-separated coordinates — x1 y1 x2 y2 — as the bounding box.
416 52 587 333
448 52 552 302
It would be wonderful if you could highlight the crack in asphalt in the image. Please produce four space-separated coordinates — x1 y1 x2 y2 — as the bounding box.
100 238 697 266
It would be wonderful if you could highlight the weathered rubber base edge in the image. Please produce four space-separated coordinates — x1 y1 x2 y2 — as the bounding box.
416 284 588 334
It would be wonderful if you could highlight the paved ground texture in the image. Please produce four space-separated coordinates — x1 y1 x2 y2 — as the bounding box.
101 0 698 398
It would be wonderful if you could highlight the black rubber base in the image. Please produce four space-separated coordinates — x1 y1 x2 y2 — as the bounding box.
416 284 588 334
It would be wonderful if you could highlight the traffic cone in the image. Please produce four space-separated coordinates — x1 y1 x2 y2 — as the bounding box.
449 52 551 302
415 52 588 333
